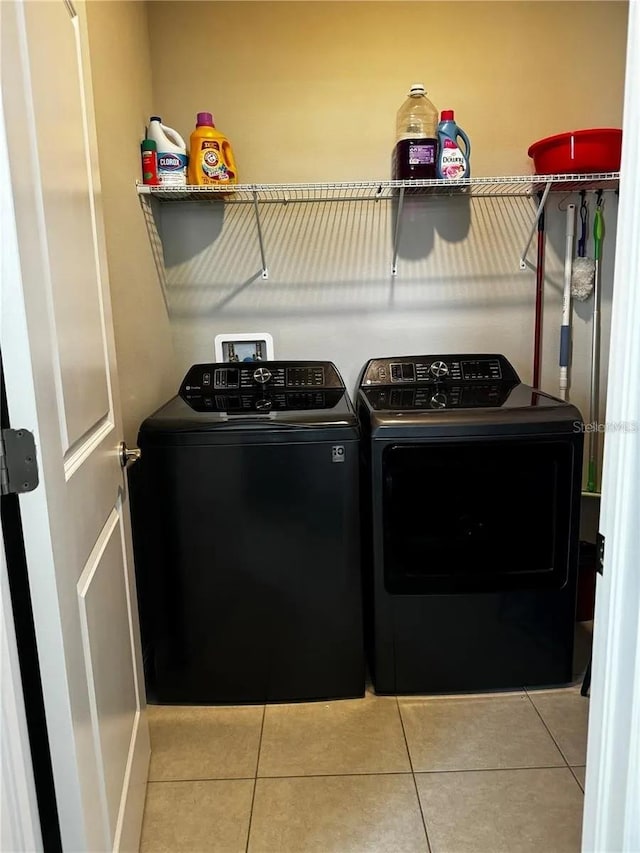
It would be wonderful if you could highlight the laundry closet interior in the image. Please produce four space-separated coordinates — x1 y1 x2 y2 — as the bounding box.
70 0 631 849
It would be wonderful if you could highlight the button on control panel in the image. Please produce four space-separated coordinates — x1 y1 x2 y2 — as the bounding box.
213 367 239 389
287 367 325 387
390 362 416 383
253 366 272 384
240 367 285 389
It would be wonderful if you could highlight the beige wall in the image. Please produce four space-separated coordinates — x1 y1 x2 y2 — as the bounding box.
86 0 177 444
148 1 628 182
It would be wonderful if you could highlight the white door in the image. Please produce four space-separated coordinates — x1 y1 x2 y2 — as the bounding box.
0 1 149 851
582 4 640 850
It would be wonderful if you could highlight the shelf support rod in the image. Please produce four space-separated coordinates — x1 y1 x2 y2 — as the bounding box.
252 191 269 280
391 186 406 277
139 194 170 311
520 181 552 270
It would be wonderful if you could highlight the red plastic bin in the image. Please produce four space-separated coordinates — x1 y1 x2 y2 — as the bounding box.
528 128 622 175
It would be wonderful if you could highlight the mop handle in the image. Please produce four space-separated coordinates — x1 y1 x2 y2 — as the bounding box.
558 205 576 400
587 206 604 492
593 207 604 260
560 205 576 367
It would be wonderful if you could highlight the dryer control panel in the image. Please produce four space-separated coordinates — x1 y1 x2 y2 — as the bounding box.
360 354 520 387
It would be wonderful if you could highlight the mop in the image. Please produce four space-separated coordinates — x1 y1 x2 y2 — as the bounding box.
587 202 604 492
559 204 576 400
571 193 595 301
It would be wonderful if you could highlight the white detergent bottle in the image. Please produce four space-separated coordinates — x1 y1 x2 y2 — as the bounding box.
148 116 188 186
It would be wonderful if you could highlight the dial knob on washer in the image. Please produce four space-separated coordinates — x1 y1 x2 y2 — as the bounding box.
430 392 447 409
255 398 272 411
430 360 449 379
253 367 272 384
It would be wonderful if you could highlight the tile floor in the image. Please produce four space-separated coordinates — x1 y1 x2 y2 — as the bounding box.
140 629 591 853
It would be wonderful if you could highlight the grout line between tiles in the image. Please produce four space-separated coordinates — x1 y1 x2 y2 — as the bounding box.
148 765 574 783
524 688 575 769
396 696 432 853
148 776 256 784
568 765 586 793
245 703 267 853
412 765 577 776
256 770 415 780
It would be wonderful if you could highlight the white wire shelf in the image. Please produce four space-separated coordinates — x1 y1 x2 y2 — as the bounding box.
136 172 620 204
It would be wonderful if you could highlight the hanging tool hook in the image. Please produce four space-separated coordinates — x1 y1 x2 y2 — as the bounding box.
596 189 604 209
578 192 588 258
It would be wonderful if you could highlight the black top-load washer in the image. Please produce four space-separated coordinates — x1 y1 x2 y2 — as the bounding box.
130 360 364 704
357 353 584 694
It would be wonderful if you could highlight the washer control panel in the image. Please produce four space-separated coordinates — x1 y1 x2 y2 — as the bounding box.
180 360 344 399
360 354 520 387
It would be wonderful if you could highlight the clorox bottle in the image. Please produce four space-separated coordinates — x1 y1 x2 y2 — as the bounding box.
147 117 188 186
188 112 238 185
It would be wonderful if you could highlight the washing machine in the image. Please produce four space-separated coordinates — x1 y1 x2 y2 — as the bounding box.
357 353 584 694
130 360 364 704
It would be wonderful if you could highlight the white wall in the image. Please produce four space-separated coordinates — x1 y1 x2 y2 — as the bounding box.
159 192 616 470
86 1 178 445
147 1 628 182
142 1 626 514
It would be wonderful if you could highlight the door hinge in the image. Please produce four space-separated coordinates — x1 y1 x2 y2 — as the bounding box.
596 532 605 575
0 429 39 496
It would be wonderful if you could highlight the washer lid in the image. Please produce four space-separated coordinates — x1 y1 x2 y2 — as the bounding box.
138 391 358 445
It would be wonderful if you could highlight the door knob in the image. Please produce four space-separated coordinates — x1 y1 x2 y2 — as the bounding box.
119 441 141 468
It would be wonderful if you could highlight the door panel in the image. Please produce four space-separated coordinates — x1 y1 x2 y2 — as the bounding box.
23 0 112 452
78 506 138 846
0 2 149 850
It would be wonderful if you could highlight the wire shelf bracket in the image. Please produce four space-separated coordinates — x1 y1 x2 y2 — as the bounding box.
391 185 405 277
519 181 553 270
252 191 269 280
139 193 170 310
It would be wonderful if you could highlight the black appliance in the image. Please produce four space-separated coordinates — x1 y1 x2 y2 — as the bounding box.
357 353 583 694
130 360 364 704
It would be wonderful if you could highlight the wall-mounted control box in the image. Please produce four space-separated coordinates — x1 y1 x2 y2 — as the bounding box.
214 332 275 363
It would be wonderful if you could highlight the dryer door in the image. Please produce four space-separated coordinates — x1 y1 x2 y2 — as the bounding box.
382 436 579 594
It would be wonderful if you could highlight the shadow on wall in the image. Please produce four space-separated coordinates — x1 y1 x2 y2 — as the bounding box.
158 195 530 315
159 201 227 266
160 192 474 276
393 195 472 263
165 274 532 320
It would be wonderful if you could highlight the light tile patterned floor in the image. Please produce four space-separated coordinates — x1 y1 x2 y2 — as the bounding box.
141 621 592 851
140 681 589 852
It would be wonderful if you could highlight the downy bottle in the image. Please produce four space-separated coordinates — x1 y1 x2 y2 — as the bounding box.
436 110 471 180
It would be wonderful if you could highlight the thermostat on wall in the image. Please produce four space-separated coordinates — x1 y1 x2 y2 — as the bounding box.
214 332 275 363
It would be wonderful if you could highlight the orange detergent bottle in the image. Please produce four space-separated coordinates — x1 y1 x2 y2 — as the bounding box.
188 112 238 185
